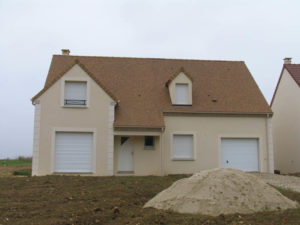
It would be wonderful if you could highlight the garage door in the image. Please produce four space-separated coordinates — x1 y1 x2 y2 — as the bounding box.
221 138 259 171
55 132 93 173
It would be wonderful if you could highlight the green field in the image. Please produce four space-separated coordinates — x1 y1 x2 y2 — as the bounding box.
0 157 32 177
0 158 32 166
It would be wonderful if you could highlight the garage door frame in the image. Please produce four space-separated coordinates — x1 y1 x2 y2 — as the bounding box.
50 128 97 174
218 136 261 172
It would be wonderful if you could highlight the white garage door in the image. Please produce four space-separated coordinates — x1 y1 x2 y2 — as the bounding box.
221 138 259 171
55 132 93 173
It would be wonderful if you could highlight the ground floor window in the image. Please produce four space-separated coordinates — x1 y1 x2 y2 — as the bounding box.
172 134 194 160
144 136 155 149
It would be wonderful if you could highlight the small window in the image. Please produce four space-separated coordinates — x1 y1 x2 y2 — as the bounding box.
144 136 155 149
172 134 194 160
121 137 129 145
175 84 188 104
64 81 87 106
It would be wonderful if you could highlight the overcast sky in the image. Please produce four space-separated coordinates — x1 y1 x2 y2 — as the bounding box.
0 0 299 159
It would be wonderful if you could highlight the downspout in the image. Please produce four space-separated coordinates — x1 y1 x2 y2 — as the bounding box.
266 114 274 173
160 127 165 176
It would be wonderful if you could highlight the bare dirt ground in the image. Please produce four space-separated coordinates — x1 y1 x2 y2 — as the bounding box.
1 174 300 225
1 160 300 225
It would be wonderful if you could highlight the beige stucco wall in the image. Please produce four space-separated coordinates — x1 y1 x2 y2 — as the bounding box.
163 115 271 174
113 135 161 176
272 69 300 173
35 64 115 176
169 72 192 104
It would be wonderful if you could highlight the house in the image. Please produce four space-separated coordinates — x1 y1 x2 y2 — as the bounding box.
31 50 274 176
271 58 300 173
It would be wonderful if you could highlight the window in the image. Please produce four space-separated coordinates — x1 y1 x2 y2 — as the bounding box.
172 134 194 160
64 81 87 106
144 136 155 149
121 137 129 145
175 84 188 104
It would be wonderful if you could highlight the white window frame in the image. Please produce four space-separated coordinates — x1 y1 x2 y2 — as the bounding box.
175 83 189 105
61 77 90 108
171 132 196 161
144 136 155 150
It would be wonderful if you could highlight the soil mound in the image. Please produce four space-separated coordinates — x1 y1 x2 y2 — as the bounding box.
144 168 298 216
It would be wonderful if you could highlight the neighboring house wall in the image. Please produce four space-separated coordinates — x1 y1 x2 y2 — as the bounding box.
272 69 300 173
163 115 271 174
35 64 115 175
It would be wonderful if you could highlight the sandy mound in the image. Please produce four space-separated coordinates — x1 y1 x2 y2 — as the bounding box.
144 168 298 216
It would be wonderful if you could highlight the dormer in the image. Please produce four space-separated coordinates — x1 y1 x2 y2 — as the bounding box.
166 68 193 105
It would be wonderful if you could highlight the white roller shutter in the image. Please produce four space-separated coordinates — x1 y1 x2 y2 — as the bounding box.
221 138 259 171
65 81 87 100
173 135 194 159
55 132 93 173
175 84 188 104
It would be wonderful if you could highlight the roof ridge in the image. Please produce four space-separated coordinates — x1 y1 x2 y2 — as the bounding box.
52 54 244 63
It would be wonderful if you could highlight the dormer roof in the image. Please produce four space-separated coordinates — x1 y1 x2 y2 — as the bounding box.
165 67 193 87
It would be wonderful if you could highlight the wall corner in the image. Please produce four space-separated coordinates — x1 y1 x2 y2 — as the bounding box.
107 101 115 175
32 103 41 176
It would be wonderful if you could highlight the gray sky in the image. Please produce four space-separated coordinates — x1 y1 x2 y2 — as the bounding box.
0 0 299 159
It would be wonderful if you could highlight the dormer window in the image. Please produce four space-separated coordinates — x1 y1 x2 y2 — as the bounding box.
175 84 189 104
64 81 87 106
167 69 193 105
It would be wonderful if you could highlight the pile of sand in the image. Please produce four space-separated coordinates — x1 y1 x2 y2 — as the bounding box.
144 168 298 216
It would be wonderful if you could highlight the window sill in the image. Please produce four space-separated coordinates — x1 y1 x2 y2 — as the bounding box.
144 146 155 150
172 158 195 161
172 104 192 107
63 105 88 108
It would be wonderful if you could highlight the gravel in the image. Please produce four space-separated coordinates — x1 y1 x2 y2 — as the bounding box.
252 172 300 193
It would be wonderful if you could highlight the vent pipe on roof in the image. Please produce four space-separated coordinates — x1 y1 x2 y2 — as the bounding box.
283 57 292 64
61 49 70 55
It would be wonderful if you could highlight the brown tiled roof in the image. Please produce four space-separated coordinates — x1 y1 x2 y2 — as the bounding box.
270 64 300 106
32 55 272 128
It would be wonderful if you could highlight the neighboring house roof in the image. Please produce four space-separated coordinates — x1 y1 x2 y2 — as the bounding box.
32 55 272 128
285 64 300 87
271 64 300 106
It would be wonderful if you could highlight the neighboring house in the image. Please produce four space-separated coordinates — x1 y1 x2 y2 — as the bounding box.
31 49 274 176
271 58 300 173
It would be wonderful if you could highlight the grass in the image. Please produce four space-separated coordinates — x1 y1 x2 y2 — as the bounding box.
0 156 31 166
0 156 32 177
12 170 31 176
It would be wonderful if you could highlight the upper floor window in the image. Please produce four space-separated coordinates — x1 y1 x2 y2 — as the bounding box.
64 81 87 106
175 84 189 104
